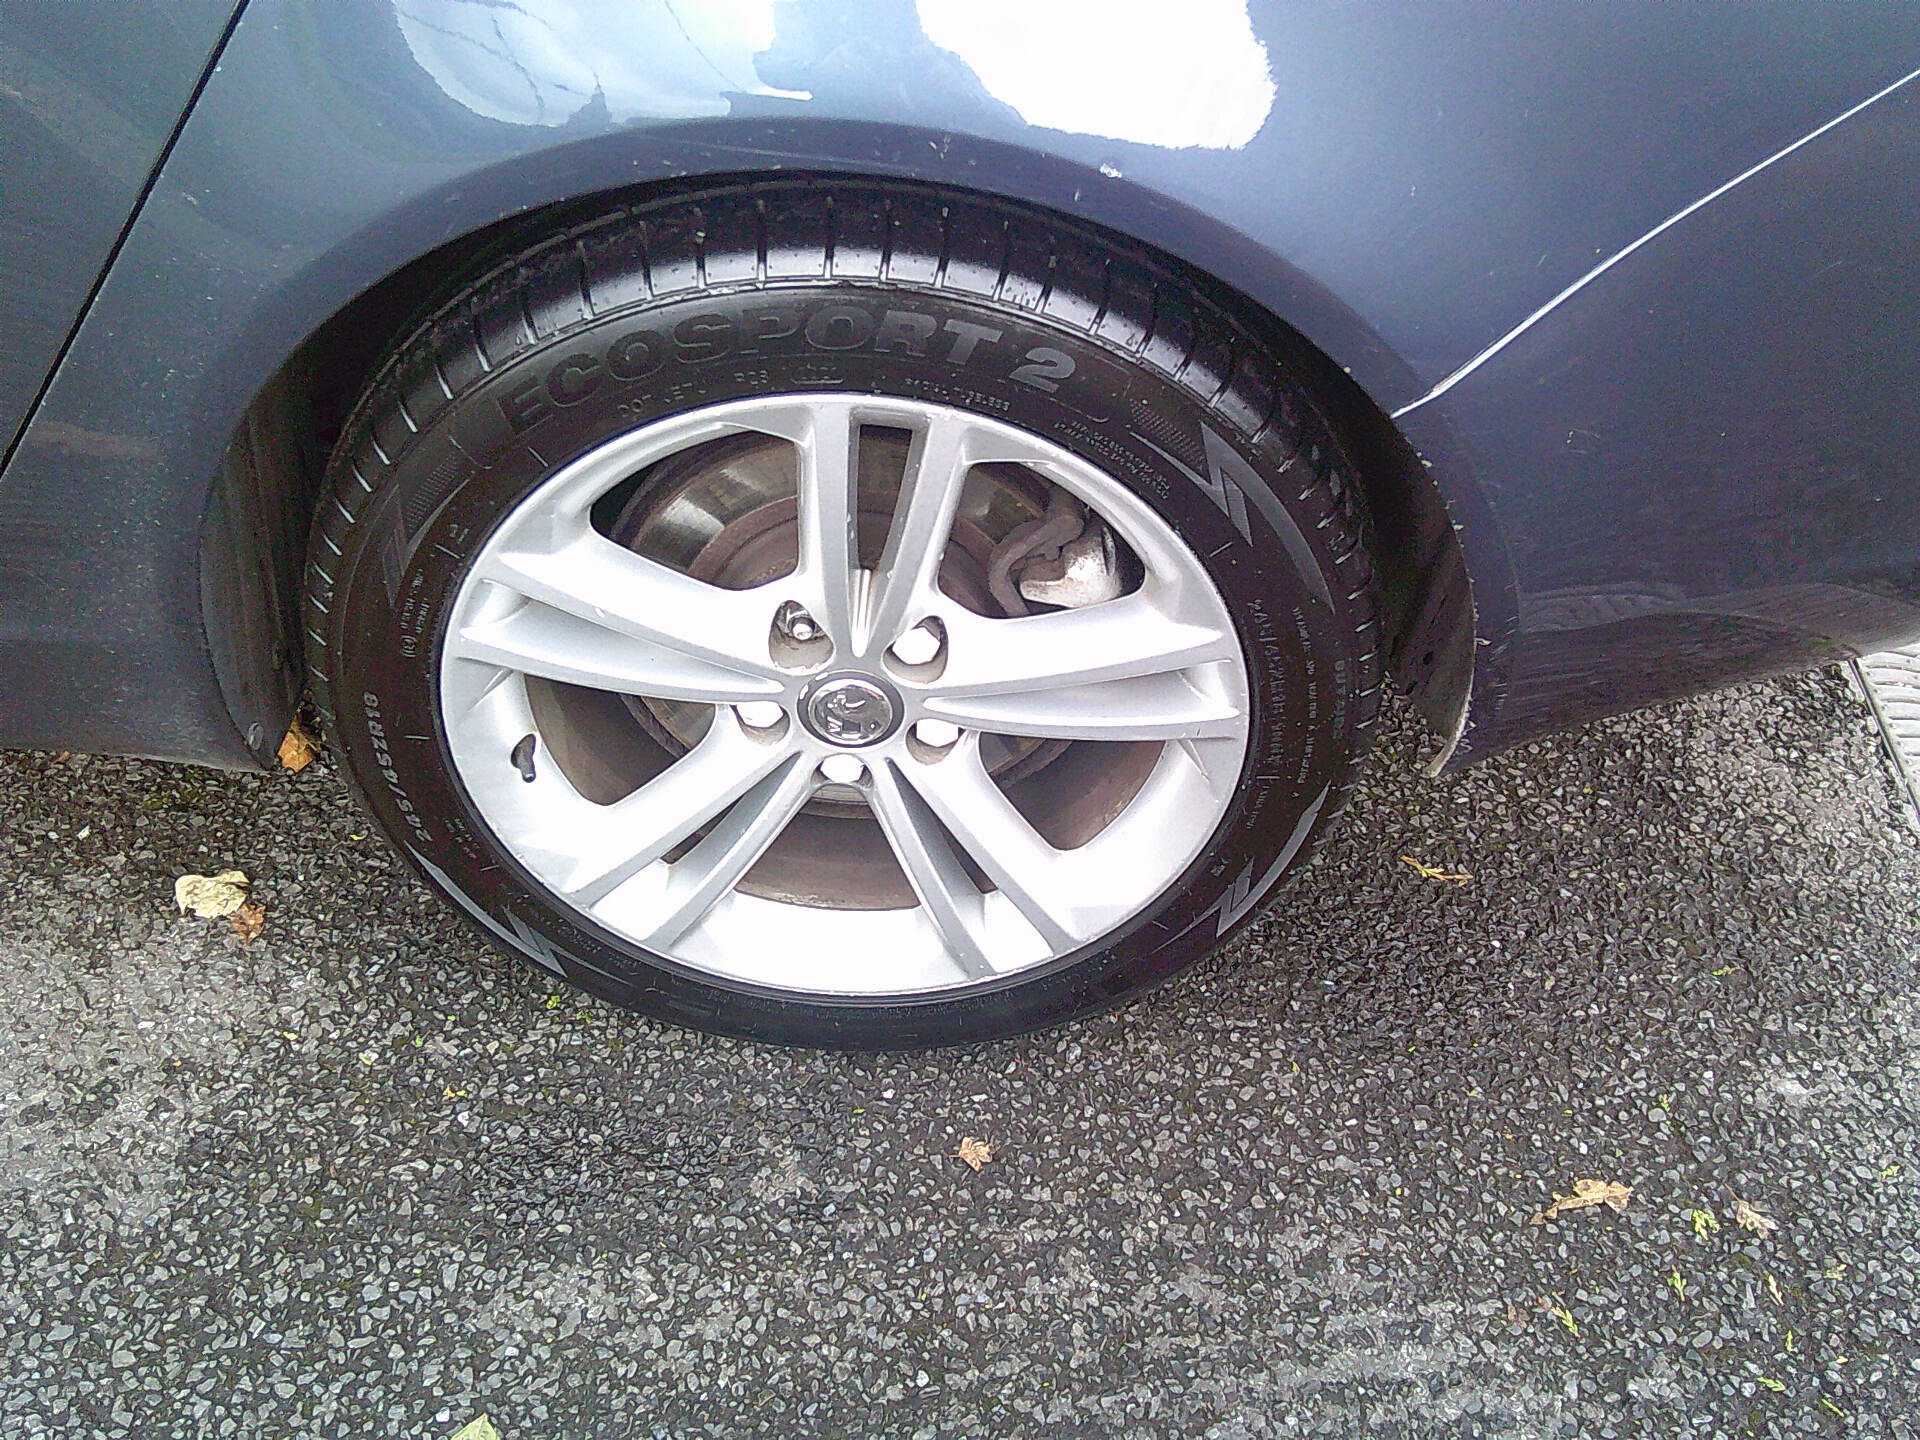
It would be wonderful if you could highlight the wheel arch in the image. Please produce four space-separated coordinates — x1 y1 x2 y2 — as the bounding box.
208 159 1476 766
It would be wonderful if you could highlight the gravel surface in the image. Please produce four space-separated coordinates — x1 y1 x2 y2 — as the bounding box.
2 670 1918 1438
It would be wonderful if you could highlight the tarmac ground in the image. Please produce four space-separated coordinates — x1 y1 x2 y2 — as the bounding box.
2 672 1918 1438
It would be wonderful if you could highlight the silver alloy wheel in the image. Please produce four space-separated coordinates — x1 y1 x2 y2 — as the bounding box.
438 395 1251 995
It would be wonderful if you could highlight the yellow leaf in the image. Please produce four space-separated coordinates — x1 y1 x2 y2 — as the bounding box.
174 870 250 918
1398 855 1470 886
955 1136 993 1171
1734 1197 1778 1240
278 719 321 772
1690 1208 1720 1242
1531 1177 1631 1224
448 1417 501 1440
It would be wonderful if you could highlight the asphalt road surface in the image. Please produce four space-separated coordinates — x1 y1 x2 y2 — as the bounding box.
3 670 1918 1439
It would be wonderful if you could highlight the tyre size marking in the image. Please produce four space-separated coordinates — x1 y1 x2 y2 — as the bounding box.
362 691 432 846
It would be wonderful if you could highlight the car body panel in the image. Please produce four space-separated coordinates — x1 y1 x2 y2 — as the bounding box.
0 1 237 456
2 0 1918 767
1399 83 1920 756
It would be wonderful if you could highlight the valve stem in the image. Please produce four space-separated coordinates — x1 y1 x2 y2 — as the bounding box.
510 733 538 783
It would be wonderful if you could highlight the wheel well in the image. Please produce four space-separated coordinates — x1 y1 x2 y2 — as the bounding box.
1292 348 1476 761
203 177 1473 761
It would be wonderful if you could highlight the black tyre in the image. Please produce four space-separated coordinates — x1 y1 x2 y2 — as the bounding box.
304 179 1380 1049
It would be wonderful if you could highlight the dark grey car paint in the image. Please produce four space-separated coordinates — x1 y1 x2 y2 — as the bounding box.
0 0 238 455
2 1 1918 770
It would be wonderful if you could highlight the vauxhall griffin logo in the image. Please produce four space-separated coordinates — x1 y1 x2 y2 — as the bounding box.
803 675 898 747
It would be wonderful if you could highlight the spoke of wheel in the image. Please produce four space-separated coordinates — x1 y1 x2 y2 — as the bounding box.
473 528 783 693
921 590 1243 738
862 410 974 655
899 736 1082 952
451 600 782 705
641 754 818 948
925 671 1241 741
550 721 794 909
791 401 861 648
867 760 998 980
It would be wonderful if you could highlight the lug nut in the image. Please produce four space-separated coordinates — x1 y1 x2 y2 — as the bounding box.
737 701 784 729
912 719 960 748
820 754 866 785
775 601 822 644
888 623 942 666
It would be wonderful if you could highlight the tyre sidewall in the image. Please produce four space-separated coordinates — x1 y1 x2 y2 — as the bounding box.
325 282 1361 1047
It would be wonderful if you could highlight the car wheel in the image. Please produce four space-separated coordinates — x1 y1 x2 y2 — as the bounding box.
303 180 1380 1048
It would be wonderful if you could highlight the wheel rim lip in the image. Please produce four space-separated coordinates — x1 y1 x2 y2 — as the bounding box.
437 393 1253 998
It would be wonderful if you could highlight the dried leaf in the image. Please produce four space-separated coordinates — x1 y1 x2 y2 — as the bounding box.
278 719 320 773
228 901 266 943
1531 1177 1631 1224
174 869 250 918
448 1418 501 1440
1765 1273 1784 1305
1398 855 1470 886
1734 1197 1779 1240
955 1136 993 1171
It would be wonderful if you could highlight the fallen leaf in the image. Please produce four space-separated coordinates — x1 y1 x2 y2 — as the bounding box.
1690 1207 1721 1242
1734 1197 1778 1240
228 901 266 943
955 1136 993 1171
174 869 250 918
1765 1273 1784 1305
278 719 320 773
1398 855 1470 886
448 1418 501 1440
1531 1177 1631 1224
1668 1269 1688 1302
1757 1376 1785 1393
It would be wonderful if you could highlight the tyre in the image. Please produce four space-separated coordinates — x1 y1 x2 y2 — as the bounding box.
304 180 1380 1049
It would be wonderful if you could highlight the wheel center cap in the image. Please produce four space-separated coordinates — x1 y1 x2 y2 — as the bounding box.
801 674 900 747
